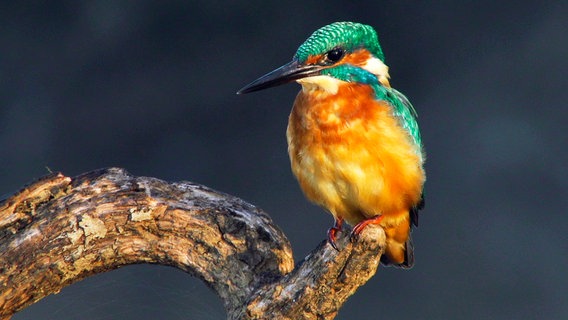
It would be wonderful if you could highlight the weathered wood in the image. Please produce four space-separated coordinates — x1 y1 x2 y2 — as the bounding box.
0 168 386 319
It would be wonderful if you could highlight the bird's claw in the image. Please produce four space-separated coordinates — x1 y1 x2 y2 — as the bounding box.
327 217 344 251
327 226 341 251
349 230 359 243
350 215 384 242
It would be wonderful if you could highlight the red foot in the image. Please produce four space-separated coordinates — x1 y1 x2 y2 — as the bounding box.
327 217 344 251
351 215 384 241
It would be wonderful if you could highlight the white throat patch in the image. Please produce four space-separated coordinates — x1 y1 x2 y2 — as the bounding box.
297 75 341 95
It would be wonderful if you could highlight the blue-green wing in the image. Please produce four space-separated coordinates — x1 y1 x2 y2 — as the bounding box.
374 85 425 227
373 85 422 149
387 88 421 148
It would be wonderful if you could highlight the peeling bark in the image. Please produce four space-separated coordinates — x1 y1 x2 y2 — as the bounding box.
0 168 386 319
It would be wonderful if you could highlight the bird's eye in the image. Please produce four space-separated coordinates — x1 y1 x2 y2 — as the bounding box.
324 47 344 64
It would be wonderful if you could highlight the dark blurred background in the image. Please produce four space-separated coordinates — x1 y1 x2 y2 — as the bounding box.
2 1 567 319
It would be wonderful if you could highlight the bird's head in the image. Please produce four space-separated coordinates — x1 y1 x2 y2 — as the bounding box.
238 22 390 95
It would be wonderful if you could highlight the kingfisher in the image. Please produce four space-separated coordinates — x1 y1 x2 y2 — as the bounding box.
238 22 425 268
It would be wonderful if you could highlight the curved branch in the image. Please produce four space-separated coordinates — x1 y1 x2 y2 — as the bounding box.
0 168 385 319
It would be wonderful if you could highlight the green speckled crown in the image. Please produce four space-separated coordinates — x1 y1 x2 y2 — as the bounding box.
295 22 385 62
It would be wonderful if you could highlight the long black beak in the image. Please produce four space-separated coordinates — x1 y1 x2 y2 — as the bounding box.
237 59 323 94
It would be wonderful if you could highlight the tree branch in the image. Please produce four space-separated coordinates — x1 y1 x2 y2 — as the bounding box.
0 168 385 319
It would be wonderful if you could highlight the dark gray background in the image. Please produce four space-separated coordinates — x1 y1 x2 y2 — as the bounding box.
3 1 566 319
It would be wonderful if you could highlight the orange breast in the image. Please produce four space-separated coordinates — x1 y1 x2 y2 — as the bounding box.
286 83 425 227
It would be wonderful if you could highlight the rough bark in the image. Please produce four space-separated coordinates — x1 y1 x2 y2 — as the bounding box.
0 168 386 319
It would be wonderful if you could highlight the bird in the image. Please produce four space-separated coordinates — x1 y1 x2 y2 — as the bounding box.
237 22 425 268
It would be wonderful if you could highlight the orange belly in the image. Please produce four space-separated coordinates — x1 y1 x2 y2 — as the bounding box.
286 84 424 263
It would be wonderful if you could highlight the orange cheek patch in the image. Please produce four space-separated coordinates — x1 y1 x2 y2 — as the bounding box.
341 49 371 67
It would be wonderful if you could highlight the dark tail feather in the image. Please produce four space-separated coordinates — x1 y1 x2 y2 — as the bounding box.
410 195 425 227
401 235 415 268
380 235 414 269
